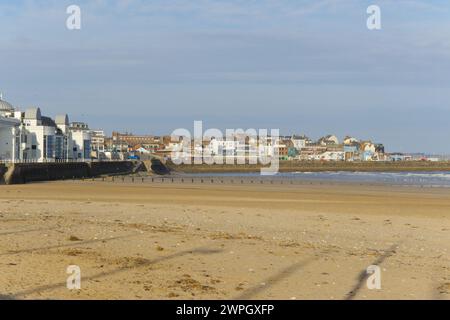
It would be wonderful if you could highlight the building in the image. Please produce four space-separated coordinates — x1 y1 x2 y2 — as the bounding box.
70 122 91 161
318 135 339 146
344 144 359 161
291 135 308 151
112 131 155 146
54 114 70 160
312 151 345 161
110 132 165 153
277 144 289 160
343 136 359 145
389 153 412 161
298 145 326 160
19 108 59 161
91 130 106 153
0 95 21 161
0 94 93 162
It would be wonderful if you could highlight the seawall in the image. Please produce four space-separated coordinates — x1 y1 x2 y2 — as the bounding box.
143 159 171 175
2 161 141 185
88 161 136 176
0 164 7 184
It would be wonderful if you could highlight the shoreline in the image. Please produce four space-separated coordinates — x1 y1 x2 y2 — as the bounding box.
168 161 450 174
123 174 450 189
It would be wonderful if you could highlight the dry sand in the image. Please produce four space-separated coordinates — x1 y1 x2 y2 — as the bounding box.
0 180 449 300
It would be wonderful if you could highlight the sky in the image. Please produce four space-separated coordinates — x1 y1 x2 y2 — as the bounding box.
1 0 450 153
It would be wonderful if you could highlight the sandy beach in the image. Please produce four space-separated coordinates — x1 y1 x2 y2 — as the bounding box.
0 180 449 300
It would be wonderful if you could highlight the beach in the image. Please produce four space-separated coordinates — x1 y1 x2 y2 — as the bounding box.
0 180 449 300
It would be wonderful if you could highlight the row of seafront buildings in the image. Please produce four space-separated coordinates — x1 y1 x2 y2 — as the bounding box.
0 95 93 162
108 131 389 162
111 132 446 162
205 134 387 161
289 134 386 162
3 93 440 163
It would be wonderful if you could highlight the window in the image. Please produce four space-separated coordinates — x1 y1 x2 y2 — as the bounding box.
44 135 54 159
55 136 63 159
83 140 91 159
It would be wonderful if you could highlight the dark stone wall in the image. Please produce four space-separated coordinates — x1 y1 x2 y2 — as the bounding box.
87 161 135 177
142 159 171 175
3 161 139 185
4 163 90 184
0 164 7 184
149 158 171 175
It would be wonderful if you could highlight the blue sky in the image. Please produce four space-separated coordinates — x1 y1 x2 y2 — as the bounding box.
1 0 450 153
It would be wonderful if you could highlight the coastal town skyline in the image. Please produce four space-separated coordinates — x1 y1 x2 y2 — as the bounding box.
3 92 448 163
1 91 449 158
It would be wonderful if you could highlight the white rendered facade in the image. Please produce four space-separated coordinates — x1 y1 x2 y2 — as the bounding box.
0 117 20 161
69 122 91 161
0 96 20 161
91 130 105 152
0 95 93 163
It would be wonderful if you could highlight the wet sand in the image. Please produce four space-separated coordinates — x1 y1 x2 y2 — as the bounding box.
0 180 449 300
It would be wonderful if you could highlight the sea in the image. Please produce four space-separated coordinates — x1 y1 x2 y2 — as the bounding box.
179 171 450 187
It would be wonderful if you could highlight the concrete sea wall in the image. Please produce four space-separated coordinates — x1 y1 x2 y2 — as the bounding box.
2 161 141 185
0 164 7 184
88 161 136 177
143 159 171 175
4 162 89 184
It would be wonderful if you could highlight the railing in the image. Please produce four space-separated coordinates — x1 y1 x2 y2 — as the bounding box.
0 158 134 164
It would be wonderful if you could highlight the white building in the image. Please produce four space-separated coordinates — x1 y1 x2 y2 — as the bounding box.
69 122 91 161
0 94 93 163
55 114 70 161
319 134 339 146
291 135 307 151
20 107 58 162
0 96 20 161
343 136 359 145
312 151 345 161
91 130 105 152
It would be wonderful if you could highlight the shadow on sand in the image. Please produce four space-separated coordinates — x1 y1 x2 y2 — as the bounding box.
0 226 57 237
9 246 222 299
234 257 316 300
0 233 140 257
345 243 400 300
